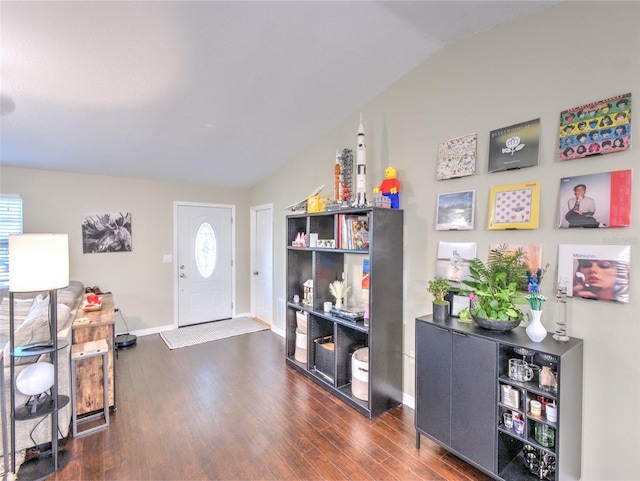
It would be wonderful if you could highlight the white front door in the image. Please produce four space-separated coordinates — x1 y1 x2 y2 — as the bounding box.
251 204 273 326
177 203 233 327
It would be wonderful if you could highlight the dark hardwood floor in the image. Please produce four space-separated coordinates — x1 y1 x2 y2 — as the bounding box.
45 329 489 481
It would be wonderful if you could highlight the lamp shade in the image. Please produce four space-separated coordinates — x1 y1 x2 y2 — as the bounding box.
9 234 69 292
16 362 55 396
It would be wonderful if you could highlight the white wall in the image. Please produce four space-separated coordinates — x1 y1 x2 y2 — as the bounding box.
0 166 252 333
250 2 640 480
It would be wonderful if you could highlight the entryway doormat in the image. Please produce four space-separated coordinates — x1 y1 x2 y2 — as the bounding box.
160 317 268 350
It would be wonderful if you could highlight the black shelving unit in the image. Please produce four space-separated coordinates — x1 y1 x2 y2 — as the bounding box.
415 315 583 481
285 207 403 418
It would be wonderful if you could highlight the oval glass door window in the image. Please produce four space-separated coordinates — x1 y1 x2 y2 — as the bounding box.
195 222 217 278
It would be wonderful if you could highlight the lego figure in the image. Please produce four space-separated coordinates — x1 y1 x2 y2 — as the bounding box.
374 166 400 209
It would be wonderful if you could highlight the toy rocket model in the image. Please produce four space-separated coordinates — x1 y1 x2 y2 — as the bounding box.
353 113 368 207
334 150 341 202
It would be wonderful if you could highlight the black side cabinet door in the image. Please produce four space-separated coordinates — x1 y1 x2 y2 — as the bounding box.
451 331 497 473
415 322 452 446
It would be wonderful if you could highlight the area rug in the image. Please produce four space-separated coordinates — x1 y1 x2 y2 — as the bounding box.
160 317 268 350
0 449 25 481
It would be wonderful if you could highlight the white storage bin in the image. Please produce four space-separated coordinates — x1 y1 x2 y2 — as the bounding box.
351 347 369 401
296 310 308 334
294 328 307 363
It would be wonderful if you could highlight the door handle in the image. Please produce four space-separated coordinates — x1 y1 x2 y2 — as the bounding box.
180 273 186 278
253 271 259 275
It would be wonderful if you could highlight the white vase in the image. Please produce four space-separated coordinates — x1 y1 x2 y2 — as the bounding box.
526 309 547 342
335 299 343 309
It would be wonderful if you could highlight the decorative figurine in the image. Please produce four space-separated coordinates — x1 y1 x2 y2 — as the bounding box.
353 113 368 207
374 166 401 209
303 279 314 306
293 232 307 247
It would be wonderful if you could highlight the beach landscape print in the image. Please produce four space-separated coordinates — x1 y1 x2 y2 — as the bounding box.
435 190 475 230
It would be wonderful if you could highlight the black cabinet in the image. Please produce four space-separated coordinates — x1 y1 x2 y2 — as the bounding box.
415 315 583 481
415 322 496 472
286 208 403 418
415 321 451 444
451 331 496 472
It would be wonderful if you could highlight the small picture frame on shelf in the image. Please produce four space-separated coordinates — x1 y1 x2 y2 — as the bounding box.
435 190 475 230
446 290 470 317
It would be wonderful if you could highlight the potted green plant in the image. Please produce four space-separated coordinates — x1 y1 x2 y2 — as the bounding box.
427 276 451 322
462 245 528 330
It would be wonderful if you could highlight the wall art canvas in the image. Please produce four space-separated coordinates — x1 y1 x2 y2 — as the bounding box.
436 190 475 230
82 212 132 253
487 181 540 230
558 244 630 303
558 170 632 228
559 93 631 161
436 133 477 180
437 241 477 283
488 118 540 172
490 243 542 274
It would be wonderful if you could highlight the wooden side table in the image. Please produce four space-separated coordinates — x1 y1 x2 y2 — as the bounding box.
71 340 109 437
72 293 116 415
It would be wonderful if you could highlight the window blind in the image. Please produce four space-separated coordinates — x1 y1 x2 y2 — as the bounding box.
0 195 23 289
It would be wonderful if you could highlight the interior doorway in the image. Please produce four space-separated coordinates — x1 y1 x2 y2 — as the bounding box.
250 203 273 327
175 202 234 327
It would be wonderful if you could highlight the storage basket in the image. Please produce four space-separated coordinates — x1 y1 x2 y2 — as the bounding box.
296 310 308 334
351 347 369 401
314 336 334 382
295 329 307 363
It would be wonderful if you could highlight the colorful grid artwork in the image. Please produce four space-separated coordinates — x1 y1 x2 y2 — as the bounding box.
559 93 631 160
488 181 540 230
436 133 477 180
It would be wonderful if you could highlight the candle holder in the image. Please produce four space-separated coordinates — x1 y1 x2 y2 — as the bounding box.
553 281 569 342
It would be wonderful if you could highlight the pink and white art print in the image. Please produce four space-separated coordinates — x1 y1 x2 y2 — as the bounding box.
488 181 540 230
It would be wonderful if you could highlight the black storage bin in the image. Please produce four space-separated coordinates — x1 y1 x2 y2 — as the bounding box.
314 336 334 382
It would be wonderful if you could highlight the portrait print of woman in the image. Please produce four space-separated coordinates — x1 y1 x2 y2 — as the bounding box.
558 244 631 304
572 259 629 303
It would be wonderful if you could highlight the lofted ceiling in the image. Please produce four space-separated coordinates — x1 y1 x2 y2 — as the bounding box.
0 1 559 188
